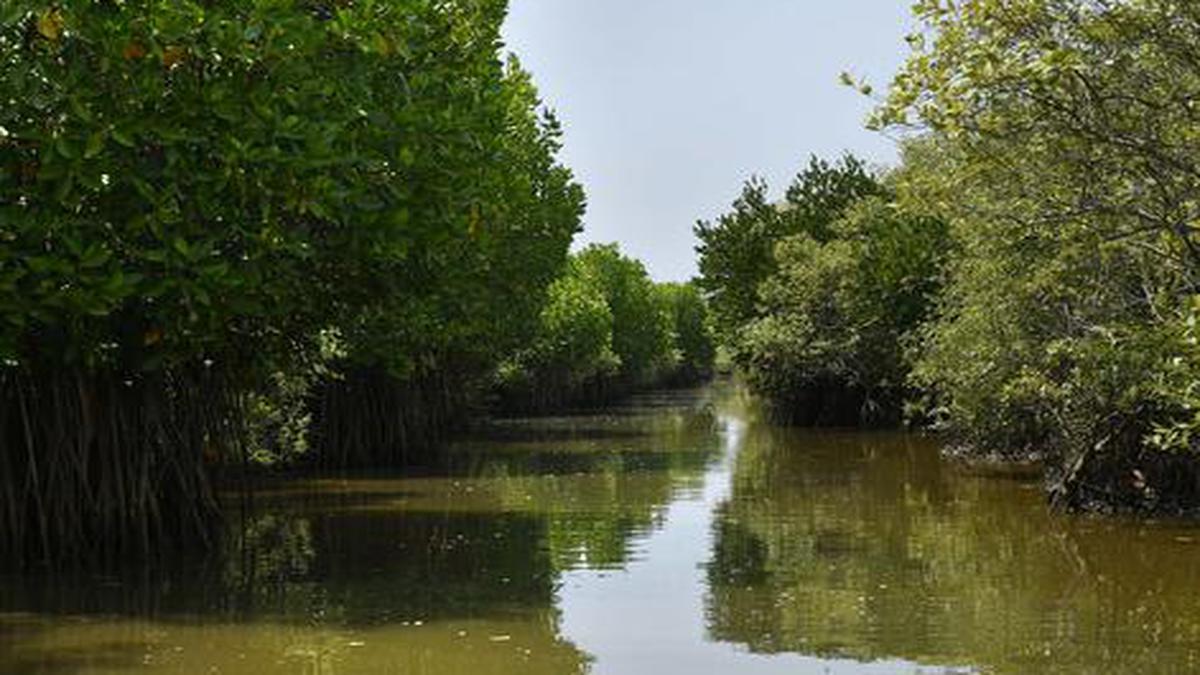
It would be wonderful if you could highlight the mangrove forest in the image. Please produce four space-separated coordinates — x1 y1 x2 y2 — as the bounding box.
2 0 1200 673
697 0 1200 516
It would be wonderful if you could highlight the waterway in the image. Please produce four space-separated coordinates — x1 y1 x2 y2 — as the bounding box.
3 383 1200 673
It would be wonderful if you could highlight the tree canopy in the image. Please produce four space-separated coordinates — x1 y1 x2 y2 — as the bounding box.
697 0 1200 511
0 0 586 564
495 243 715 412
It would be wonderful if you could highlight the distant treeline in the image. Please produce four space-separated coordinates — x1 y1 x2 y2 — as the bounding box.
494 243 715 414
697 0 1200 514
0 2 712 567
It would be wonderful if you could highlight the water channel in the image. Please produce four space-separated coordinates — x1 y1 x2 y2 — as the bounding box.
3 382 1200 673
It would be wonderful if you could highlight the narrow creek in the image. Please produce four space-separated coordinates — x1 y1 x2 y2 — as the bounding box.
3 382 1200 674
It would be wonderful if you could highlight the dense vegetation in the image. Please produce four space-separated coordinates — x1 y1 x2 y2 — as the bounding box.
7 0 1192 570
697 0 1200 512
495 243 715 413
0 0 596 566
879 0 1200 512
0 0 716 566
696 156 948 426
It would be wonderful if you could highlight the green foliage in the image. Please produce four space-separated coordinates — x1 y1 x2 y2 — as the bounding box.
333 53 584 383
0 1 585 560
0 0 581 403
3 1 487 371
311 45 585 465
1147 298 1200 454
655 282 717 385
494 261 621 408
535 270 621 385
878 0 1200 510
693 178 780 344
695 154 942 425
244 329 345 466
737 194 948 425
573 244 674 386
496 244 714 412
695 155 882 345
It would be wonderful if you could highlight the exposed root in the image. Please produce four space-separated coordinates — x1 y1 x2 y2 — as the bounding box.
0 366 235 568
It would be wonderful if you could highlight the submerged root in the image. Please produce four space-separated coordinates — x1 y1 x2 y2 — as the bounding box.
491 373 637 416
763 380 905 428
1050 447 1200 516
313 366 471 468
0 366 235 568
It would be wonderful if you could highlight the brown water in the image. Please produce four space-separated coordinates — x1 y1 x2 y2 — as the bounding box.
3 383 1200 674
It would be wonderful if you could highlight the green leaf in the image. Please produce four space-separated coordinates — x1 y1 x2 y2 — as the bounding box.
131 177 156 201
80 245 110 268
1 5 29 26
193 287 211 306
54 136 75 160
84 131 105 159
55 173 75 203
112 129 136 148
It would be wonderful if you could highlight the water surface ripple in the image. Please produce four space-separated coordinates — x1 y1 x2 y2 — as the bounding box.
3 383 1199 673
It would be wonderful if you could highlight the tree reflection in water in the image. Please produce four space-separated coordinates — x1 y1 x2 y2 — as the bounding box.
0 389 721 675
705 419 1200 673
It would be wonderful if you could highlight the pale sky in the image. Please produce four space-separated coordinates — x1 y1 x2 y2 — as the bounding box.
501 1 915 282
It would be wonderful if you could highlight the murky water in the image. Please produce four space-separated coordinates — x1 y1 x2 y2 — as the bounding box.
3 383 1200 674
